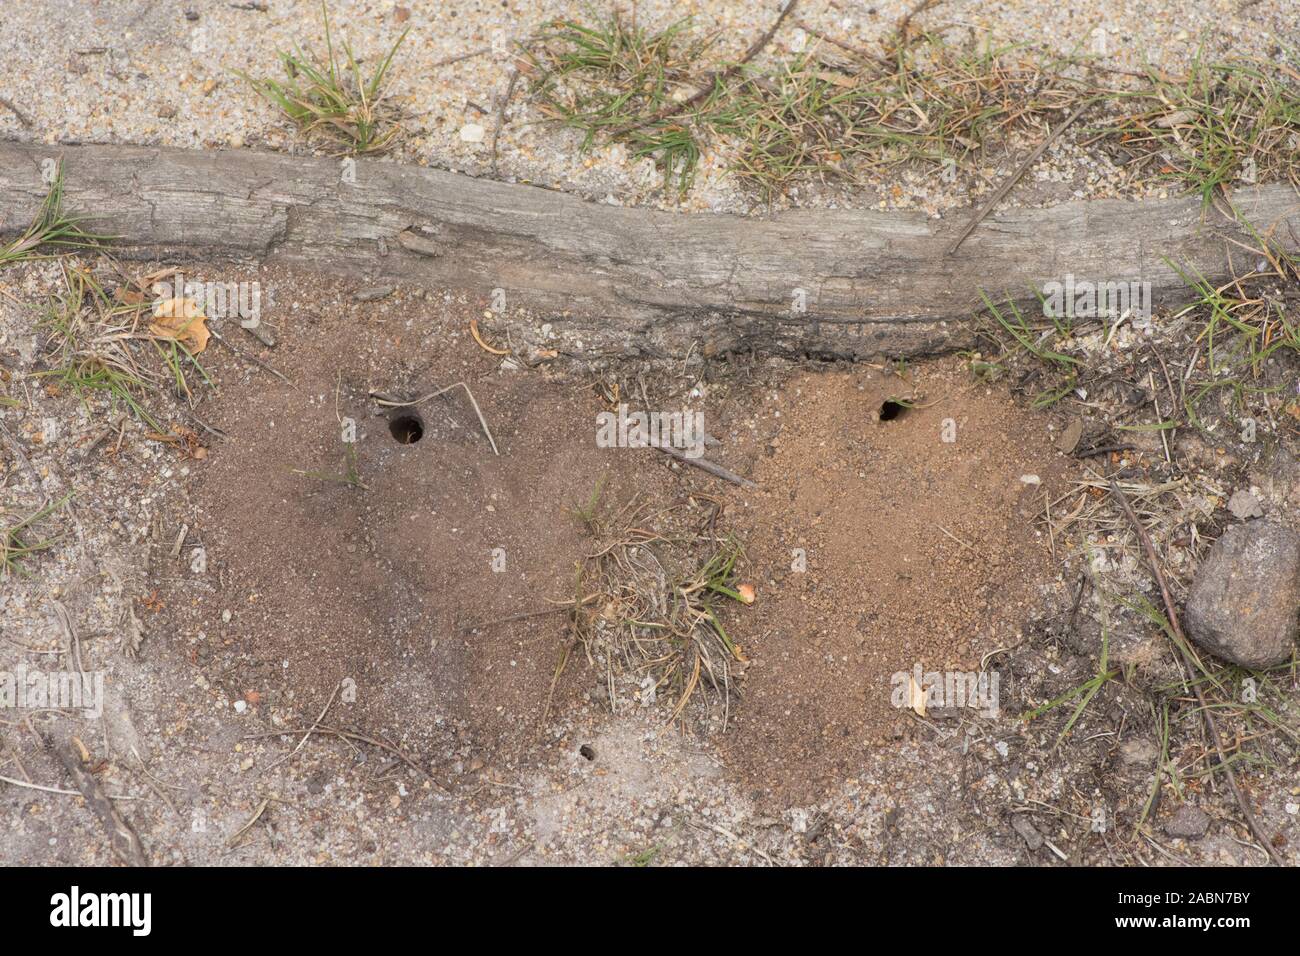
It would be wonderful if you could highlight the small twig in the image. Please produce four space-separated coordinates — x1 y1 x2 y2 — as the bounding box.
246 724 448 790
0 419 41 488
1148 371 1172 464
1074 442 1137 458
0 96 32 128
264 682 339 773
1065 572 1089 635
78 414 126 462
1148 341 1180 451
432 46 492 70
227 797 270 849
170 523 189 558
650 440 756 488
490 68 521 176
49 600 84 679
39 729 148 866
493 842 535 866
794 20 892 68
946 101 1091 256
209 326 294 388
0 772 140 799
895 0 944 46
1109 479 1284 866
937 524 976 551
459 595 596 634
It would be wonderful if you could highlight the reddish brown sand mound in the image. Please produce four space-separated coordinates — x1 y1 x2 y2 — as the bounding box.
151 273 1074 802
720 367 1069 802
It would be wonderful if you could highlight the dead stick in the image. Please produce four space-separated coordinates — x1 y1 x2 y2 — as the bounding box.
650 440 757 488
1109 480 1284 865
264 681 338 772
896 0 943 44
209 327 294 388
459 595 597 634
795 20 892 69
0 96 32 128
490 68 521 177
432 46 492 70
39 729 147 866
370 384 500 455
946 101 1090 256
246 724 449 791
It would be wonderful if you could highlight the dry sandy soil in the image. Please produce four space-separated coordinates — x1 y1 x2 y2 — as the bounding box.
0 0 1295 214
1 0 1298 867
3 261 1297 866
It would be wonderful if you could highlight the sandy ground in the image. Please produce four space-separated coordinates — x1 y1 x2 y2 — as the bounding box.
2 260 1296 866
0 0 1295 215
1 2 1298 867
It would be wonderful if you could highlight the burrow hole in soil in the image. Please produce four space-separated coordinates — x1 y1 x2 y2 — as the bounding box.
579 744 596 761
389 413 424 445
878 399 910 422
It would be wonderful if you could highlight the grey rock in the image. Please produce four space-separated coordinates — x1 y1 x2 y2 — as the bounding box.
1010 815 1043 850
1118 737 1157 767
1227 490 1263 519
1163 805 1210 840
1184 520 1300 668
353 284 395 302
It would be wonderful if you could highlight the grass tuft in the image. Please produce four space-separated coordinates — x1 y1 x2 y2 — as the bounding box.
240 1 410 154
526 15 717 192
0 162 112 269
1102 55 1300 204
977 290 1079 407
37 263 213 431
563 490 752 724
1 494 72 578
526 17 1298 203
528 21 1083 200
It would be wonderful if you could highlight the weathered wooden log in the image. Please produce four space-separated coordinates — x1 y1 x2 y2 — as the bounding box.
0 140 1295 360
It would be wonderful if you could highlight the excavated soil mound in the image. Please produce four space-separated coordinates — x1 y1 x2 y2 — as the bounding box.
151 270 1075 800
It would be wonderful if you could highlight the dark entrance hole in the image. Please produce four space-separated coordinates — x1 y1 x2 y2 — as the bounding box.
579 744 596 761
389 413 424 445
878 399 910 422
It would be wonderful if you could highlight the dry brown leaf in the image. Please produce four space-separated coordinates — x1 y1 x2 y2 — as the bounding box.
150 297 210 353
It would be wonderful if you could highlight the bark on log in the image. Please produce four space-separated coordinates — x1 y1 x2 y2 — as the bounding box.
1 141 1296 360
